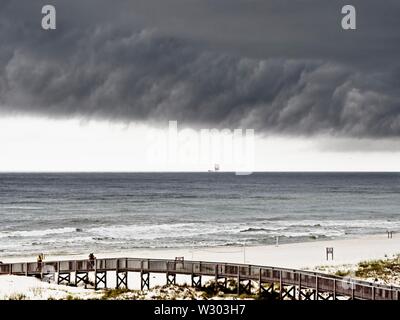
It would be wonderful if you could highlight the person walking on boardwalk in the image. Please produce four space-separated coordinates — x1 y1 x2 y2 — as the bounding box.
36 253 44 272
88 253 96 269
37 253 44 263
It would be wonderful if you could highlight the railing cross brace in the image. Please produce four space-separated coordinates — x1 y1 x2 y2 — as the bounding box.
191 274 202 288
57 273 71 285
75 272 89 286
166 273 176 286
116 271 128 289
95 271 107 290
282 285 296 300
141 272 150 290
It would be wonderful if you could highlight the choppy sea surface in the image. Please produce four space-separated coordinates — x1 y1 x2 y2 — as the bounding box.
0 172 399 257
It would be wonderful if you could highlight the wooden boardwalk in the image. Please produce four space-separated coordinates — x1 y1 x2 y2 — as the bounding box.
1 257 399 300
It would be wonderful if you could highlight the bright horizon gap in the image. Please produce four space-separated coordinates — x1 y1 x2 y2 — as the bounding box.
1 171 400 173
0 116 399 172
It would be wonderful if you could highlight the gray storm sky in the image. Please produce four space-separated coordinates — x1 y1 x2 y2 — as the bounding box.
0 0 400 171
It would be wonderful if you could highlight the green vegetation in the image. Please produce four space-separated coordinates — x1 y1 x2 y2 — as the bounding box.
323 254 400 283
7 293 27 300
101 288 131 300
335 270 351 277
355 255 400 280
256 290 279 300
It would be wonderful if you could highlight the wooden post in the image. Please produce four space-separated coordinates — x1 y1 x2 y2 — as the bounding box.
315 276 319 300
390 285 393 300
73 260 77 285
258 268 262 295
279 270 283 300
372 286 375 300
94 259 98 290
115 259 119 289
237 267 240 296
298 274 302 301
215 264 219 292
140 259 143 290
191 262 194 287
333 279 336 300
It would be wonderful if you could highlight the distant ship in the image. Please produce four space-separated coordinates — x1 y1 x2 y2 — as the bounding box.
208 164 220 172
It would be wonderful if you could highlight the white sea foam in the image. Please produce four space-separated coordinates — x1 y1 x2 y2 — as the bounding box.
0 227 76 239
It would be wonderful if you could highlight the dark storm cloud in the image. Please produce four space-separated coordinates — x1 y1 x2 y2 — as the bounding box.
0 0 400 137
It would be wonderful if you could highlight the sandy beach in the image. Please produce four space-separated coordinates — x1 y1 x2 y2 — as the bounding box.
4 233 399 268
1 233 399 299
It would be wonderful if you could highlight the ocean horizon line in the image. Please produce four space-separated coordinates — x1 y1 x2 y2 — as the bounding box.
0 171 400 174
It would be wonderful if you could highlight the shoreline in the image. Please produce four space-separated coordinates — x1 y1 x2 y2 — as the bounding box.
3 233 398 270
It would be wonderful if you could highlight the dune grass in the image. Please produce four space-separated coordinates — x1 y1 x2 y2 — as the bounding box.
355 255 400 280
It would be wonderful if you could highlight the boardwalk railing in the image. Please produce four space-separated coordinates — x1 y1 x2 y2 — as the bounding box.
1 258 399 300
